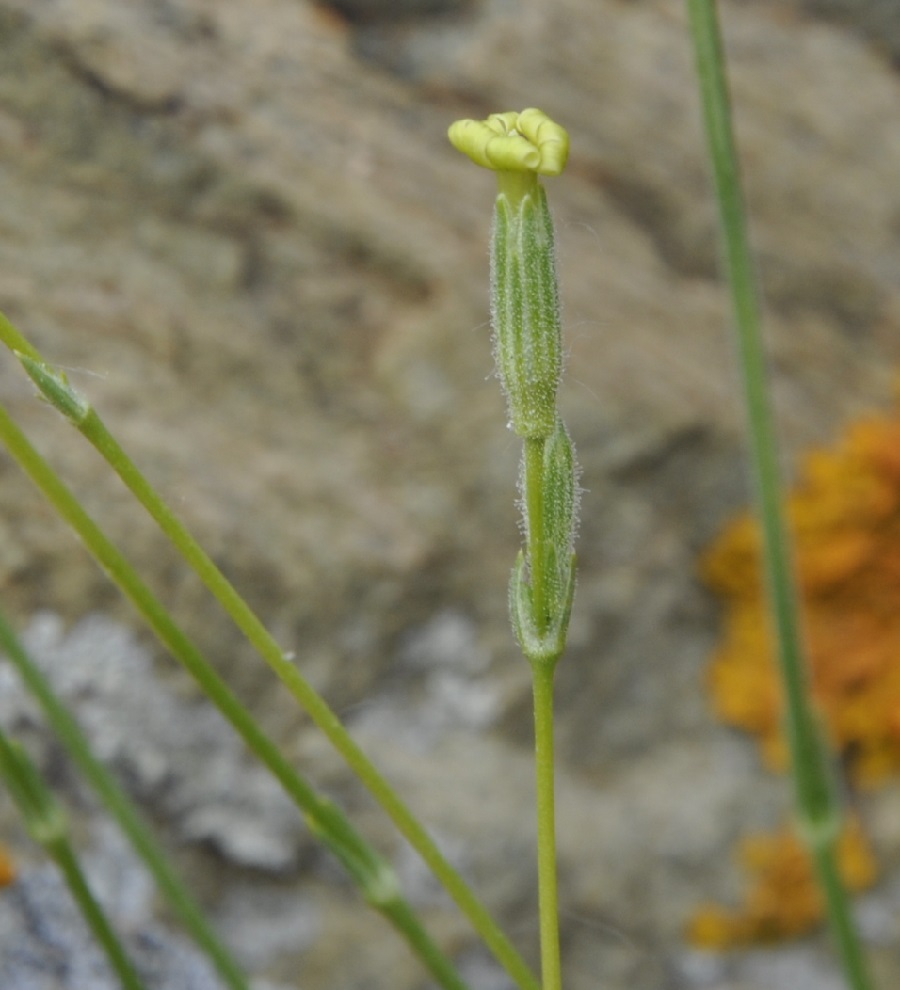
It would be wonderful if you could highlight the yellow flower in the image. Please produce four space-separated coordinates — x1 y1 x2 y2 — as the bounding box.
448 108 569 177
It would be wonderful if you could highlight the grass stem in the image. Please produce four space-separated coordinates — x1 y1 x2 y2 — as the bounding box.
0 728 146 990
686 3 874 987
51 837 147 990
0 322 539 990
0 399 470 990
0 606 251 990
812 838 878 990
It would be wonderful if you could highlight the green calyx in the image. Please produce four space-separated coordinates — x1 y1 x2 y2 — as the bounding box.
448 109 570 178
491 182 562 440
511 420 578 667
510 549 576 668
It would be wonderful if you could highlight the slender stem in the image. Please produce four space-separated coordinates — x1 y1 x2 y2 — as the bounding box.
525 437 548 635
0 401 469 990
812 838 878 990
0 310 40 362
0 726 145 990
0 607 251 990
50 837 147 990
687 3 874 988
384 897 476 990
0 327 540 990
532 661 562 990
686 0 801 694
81 409 535 990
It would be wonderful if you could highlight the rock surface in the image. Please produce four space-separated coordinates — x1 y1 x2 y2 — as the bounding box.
0 1 899 988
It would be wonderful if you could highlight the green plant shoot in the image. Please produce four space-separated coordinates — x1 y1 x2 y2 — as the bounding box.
449 107 577 990
0 730 146 990
686 3 875 988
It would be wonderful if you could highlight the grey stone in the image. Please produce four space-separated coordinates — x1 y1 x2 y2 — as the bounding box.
2 613 303 871
316 0 472 26
0 861 225 990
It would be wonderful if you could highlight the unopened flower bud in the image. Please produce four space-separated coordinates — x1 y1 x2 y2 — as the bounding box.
448 108 569 177
449 109 578 668
449 109 569 440
538 417 579 604
511 419 578 665
492 183 562 438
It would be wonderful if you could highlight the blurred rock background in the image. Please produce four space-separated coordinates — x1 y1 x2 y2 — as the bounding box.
0 0 899 987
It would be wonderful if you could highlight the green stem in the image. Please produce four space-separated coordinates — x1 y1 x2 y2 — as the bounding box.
384 897 476 990
687 3 874 988
0 310 40 362
0 607 251 990
525 437 548 636
82 407 532 989
1 341 539 990
812 837 878 990
0 727 145 990
532 661 562 990
50 837 147 990
0 400 469 990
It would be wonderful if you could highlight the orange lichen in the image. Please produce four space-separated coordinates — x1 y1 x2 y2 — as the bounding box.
689 817 877 948
704 411 900 785
690 406 900 948
0 843 16 887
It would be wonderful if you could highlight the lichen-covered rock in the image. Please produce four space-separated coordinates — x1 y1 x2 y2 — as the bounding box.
704 408 900 783
689 818 878 948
